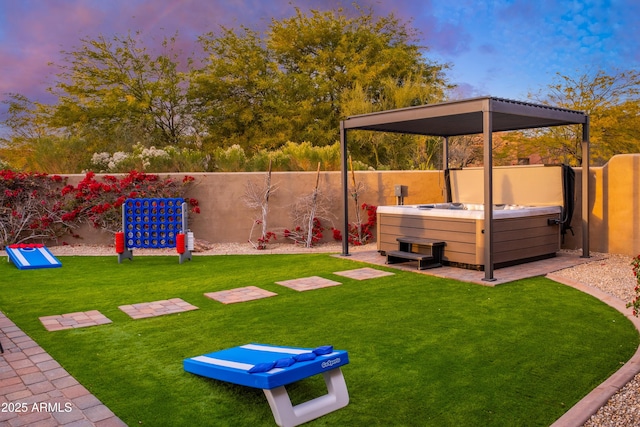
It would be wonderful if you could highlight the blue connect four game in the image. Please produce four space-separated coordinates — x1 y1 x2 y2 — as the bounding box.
117 198 192 264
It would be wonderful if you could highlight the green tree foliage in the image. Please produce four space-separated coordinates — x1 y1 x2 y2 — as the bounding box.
342 75 447 169
0 94 91 173
1 5 450 172
0 94 53 170
191 6 450 167
2 33 197 173
190 26 282 153
50 32 194 151
2 94 49 142
526 69 640 166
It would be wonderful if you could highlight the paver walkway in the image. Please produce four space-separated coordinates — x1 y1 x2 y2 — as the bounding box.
118 298 198 319
39 311 112 332
275 276 342 291
342 250 605 285
205 286 277 304
333 267 395 280
0 312 126 427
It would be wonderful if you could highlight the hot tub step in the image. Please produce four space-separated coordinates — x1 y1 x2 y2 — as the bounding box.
386 250 441 270
388 237 445 270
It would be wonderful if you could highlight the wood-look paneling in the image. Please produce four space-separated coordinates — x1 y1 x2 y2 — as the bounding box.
377 211 560 268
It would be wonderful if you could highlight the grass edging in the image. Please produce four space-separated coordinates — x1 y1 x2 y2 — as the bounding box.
547 272 640 427
1 255 638 426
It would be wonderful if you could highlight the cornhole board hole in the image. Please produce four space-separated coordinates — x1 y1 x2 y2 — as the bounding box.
6 244 62 270
184 343 349 427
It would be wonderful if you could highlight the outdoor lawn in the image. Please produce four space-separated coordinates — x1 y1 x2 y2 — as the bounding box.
1 253 638 426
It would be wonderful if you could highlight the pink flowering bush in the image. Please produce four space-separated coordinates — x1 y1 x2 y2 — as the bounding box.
70 171 198 233
1 170 71 246
0 169 198 248
627 255 640 317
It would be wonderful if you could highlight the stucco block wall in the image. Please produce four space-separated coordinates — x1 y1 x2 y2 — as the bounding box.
61 170 446 246
186 170 446 243
593 154 640 256
548 154 639 257
55 154 640 256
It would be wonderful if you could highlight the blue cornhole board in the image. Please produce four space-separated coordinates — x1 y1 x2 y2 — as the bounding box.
6 245 62 270
184 343 350 427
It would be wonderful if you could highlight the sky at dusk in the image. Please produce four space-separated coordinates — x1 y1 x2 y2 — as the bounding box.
1 0 638 122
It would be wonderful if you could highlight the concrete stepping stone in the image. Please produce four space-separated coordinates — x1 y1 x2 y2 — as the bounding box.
275 276 341 292
39 310 112 331
333 267 395 280
204 286 277 304
119 298 198 319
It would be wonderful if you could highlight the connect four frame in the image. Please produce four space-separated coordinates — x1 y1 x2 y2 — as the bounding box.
116 198 193 264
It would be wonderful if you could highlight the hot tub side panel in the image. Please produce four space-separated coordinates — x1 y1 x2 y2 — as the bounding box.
377 213 480 266
491 214 561 266
377 211 561 269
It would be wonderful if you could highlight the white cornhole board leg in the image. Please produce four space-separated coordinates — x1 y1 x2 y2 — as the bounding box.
183 343 350 426
263 368 349 427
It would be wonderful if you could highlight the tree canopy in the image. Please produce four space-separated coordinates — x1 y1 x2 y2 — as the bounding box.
1 5 450 172
1 4 639 173
190 6 450 161
523 69 640 166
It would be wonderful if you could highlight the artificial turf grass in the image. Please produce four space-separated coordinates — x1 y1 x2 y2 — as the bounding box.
0 254 638 426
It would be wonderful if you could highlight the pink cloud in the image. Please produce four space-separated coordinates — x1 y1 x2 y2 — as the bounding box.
2 0 637 116
348 0 471 55
0 1 113 100
1 0 465 107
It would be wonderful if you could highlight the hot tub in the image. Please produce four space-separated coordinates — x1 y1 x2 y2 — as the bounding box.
376 203 562 270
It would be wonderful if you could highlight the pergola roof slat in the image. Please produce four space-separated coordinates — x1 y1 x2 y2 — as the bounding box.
343 97 587 136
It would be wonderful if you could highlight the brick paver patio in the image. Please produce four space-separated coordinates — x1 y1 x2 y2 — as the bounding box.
0 312 126 427
118 298 198 319
333 267 395 280
39 310 112 332
341 250 606 285
275 276 342 291
204 286 277 304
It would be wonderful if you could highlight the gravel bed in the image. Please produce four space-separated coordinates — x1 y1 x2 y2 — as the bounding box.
552 252 639 427
46 245 640 426
47 241 371 256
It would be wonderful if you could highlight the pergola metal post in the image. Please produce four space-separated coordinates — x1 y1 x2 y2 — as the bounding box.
340 97 589 273
582 117 590 258
340 121 350 256
443 136 449 171
443 137 449 201
482 102 495 281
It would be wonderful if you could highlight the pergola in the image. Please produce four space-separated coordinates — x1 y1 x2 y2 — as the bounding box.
339 96 590 281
